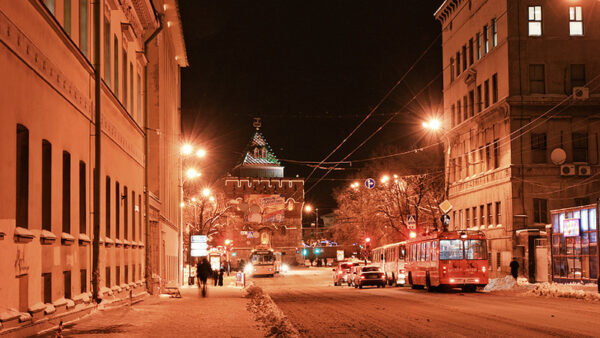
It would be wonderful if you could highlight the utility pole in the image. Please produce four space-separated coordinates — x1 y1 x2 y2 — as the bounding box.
91 0 101 303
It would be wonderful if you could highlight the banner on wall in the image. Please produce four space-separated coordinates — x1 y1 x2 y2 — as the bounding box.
244 194 286 223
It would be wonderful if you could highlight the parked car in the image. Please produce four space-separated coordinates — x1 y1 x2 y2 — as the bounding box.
333 261 361 286
354 266 386 289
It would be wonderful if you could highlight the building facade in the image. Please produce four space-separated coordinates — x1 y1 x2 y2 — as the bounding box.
435 0 600 279
220 127 304 266
0 0 185 332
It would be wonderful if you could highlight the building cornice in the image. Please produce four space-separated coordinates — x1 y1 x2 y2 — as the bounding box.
162 0 188 67
435 0 466 24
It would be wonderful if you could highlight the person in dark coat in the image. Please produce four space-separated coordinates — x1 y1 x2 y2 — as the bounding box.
218 267 224 286
197 258 212 297
510 257 519 280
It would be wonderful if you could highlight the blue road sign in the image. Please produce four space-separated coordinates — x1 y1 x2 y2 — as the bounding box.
441 214 451 225
365 178 376 189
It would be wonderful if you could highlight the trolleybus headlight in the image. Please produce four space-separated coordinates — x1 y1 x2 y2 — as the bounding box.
482 266 486 273
244 264 253 273
281 264 289 273
475 279 479 283
450 278 455 283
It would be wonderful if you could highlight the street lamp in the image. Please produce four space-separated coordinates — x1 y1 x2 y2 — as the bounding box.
304 204 319 242
202 188 211 197
181 144 193 155
195 148 207 158
185 168 201 179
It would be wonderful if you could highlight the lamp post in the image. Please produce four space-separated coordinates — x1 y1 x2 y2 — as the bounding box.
423 118 450 200
304 205 319 242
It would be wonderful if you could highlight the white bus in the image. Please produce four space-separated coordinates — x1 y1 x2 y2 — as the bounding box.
245 249 276 277
372 241 407 286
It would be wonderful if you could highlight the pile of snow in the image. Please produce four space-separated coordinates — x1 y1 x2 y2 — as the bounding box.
244 284 299 337
528 282 600 301
483 276 520 292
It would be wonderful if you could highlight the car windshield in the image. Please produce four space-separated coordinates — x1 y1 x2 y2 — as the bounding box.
465 239 488 260
440 239 463 260
362 267 380 272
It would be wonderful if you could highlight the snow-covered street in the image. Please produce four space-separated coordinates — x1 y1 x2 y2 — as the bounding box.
252 267 600 337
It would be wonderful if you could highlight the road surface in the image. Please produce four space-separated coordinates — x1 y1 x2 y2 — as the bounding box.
251 267 600 337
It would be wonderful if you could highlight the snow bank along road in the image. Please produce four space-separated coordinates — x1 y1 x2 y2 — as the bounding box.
251 267 600 337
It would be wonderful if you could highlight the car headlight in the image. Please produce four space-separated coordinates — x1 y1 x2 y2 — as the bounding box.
244 264 253 273
281 264 289 273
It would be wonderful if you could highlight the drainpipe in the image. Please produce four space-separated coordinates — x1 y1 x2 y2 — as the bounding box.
143 14 163 294
91 0 102 304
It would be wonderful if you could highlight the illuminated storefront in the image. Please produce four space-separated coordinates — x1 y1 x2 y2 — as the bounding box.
550 205 599 283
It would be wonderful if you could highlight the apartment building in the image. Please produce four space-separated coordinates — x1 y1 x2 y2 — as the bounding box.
0 0 186 332
435 0 600 279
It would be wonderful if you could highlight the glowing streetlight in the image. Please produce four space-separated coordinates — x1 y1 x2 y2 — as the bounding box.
202 188 211 197
409 231 417 239
422 119 442 131
180 202 185 207
209 196 215 202
196 149 207 158
181 144 193 155
191 197 197 202
225 239 231 245
380 175 390 184
185 168 201 179
304 205 313 212
350 182 359 189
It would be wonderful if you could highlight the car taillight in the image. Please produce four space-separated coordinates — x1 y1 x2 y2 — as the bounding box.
360 276 365 279
338 270 343 274
381 275 386 280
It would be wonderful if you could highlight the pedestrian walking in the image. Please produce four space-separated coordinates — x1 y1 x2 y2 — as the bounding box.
218 266 224 286
510 257 519 280
213 269 219 286
197 258 212 297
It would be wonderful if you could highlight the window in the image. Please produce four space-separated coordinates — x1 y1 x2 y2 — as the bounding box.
80 269 87 293
63 0 71 36
105 267 111 287
531 133 547 163
528 6 542 36
138 195 142 241
473 207 478 228
451 104 456 127
124 186 128 239
125 265 129 284
132 190 136 240
491 18 497 48
575 197 590 206
483 24 489 54
484 80 490 108
476 85 482 112
139 263 142 280
16 125 29 228
487 203 493 226
468 38 474 65
42 140 52 231
465 208 470 229
456 51 461 75
113 35 119 96
63 151 71 234
456 100 462 124
440 240 463 260
123 48 128 106
569 6 583 36
450 58 455 82
468 90 474 117
465 240 487 260
529 64 545 94
63 270 71 299
572 132 588 162
106 176 111 237
79 0 88 56
104 19 111 86
463 96 468 121
453 210 457 230
533 198 548 223
137 73 142 121
116 266 120 286
494 139 500 168
571 64 586 88
496 252 501 270
43 272 52 303
462 45 467 71
476 32 481 60
129 63 134 114
479 147 484 172
480 205 485 226
459 209 464 229
486 143 491 170
496 201 501 225
492 74 498 103
115 181 120 238
44 0 55 15
79 161 86 234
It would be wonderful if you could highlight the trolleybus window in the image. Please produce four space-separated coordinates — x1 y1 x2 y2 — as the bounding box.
465 239 488 260
440 239 464 260
252 252 274 264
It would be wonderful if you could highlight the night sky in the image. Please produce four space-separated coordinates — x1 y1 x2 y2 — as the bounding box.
179 1 443 209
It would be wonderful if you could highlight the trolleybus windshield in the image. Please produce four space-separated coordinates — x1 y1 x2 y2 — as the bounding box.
440 239 463 260
464 239 487 260
252 252 274 265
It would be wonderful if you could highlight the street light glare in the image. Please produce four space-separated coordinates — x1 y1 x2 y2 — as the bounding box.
423 119 441 131
409 231 417 239
196 149 207 158
181 144 193 155
191 197 197 202
304 205 313 212
381 175 390 183
185 168 200 179
202 188 211 197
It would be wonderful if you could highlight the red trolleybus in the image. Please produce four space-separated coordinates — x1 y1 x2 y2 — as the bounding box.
372 241 408 286
406 231 488 292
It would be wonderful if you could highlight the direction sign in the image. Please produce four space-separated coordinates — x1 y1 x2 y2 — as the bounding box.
407 214 416 229
439 200 453 214
365 178 376 189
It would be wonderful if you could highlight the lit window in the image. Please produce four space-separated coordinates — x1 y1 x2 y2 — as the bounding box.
528 6 542 36
491 18 497 48
483 25 489 54
569 6 583 36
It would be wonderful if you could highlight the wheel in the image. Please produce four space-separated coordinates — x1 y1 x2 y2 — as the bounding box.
409 273 418 289
348 280 352 287
359 284 363 289
461 285 476 293
377 284 381 288
382 283 386 288
354 283 358 289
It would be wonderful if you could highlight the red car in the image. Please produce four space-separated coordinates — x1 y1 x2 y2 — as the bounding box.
332 262 361 286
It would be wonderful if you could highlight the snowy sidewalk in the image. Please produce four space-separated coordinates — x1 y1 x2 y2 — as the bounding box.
39 281 265 337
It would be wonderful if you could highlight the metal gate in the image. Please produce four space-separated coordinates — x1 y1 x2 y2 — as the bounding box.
535 238 548 282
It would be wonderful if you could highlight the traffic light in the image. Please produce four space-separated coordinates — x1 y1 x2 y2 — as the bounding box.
314 248 321 255
302 248 308 256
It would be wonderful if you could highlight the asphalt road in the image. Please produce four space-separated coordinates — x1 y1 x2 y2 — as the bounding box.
251 267 600 337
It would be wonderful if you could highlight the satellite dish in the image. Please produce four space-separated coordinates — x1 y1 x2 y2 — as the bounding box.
551 148 567 165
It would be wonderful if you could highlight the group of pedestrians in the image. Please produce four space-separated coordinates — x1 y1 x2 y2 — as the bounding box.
195 258 225 297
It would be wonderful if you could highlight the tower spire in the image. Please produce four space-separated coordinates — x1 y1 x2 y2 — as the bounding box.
253 117 262 130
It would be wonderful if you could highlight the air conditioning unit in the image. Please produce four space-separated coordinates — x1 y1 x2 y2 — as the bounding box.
561 164 576 176
578 165 591 176
573 86 589 100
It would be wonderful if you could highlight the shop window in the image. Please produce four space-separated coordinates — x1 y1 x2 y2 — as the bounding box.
569 6 583 36
528 6 542 36
42 140 52 231
572 132 588 162
16 124 29 228
62 151 71 234
533 198 548 223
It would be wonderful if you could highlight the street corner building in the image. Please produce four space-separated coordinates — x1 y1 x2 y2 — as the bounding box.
0 0 187 334
221 126 304 267
435 0 600 281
